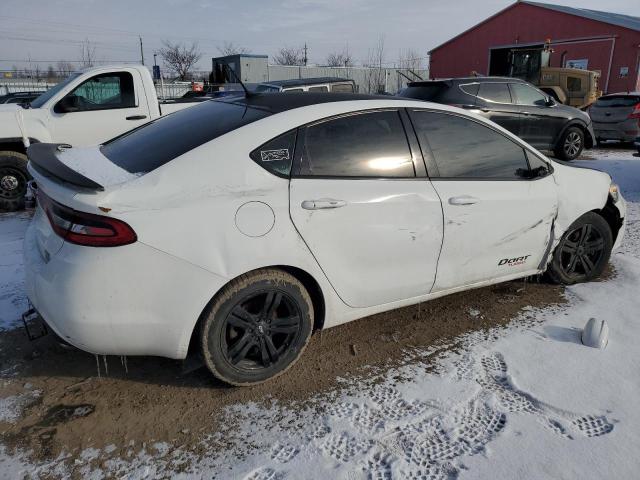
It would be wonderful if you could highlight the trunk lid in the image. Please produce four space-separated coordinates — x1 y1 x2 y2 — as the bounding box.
590 95 640 124
27 144 138 258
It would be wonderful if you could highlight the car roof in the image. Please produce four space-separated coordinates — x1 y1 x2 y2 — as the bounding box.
221 92 391 114
408 76 528 86
260 77 353 88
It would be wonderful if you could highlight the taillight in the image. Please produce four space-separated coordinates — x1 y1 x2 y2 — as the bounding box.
629 102 640 119
38 191 137 247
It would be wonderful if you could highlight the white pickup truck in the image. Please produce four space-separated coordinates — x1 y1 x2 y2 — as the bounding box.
0 64 200 210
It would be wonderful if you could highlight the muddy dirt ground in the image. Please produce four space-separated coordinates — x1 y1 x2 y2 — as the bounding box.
0 274 569 468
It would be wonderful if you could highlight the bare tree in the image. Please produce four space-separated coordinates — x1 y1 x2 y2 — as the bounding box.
273 46 304 66
398 48 424 72
56 61 75 77
79 39 97 68
159 40 202 80
217 41 250 56
363 35 386 93
46 65 56 80
325 47 354 67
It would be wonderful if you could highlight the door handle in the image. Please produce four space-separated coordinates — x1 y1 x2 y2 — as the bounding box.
448 195 479 206
522 111 532 116
301 199 347 210
126 115 147 120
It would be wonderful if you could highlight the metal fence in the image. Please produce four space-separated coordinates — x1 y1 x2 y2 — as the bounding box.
266 65 429 94
0 64 430 99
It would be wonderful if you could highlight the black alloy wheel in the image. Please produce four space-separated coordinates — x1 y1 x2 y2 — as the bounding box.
223 290 303 370
547 212 613 284
559 224 605 279
200 269 314 386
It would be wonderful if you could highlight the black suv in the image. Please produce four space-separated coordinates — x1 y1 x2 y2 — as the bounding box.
399 77 595 160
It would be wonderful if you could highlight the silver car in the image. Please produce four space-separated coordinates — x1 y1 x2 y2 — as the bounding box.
590 93 640 144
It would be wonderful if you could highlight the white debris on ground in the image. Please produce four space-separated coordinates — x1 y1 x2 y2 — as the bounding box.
0 149 639 479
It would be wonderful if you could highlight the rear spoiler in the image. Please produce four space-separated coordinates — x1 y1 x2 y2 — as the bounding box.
27 143 104 191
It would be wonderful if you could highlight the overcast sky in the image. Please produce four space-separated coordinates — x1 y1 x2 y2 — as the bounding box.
0 0 637 72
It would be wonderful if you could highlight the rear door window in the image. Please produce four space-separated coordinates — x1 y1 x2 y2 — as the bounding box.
308 86 329 92
410 110 529 178
477 83 512 104
101 100 271 174
297 110 415 178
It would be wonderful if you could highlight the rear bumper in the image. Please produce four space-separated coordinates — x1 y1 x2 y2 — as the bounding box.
24 222 227 359
593 121 639 142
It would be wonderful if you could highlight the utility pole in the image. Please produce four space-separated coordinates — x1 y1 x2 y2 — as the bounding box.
139 36 145 65
303 43 308 66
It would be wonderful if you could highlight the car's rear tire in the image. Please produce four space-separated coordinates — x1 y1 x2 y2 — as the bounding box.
555 126 584 160
0 151 29 212
200 269 314 386
546 212 612 285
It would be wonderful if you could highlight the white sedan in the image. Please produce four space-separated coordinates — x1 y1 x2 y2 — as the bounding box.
23 94 626 385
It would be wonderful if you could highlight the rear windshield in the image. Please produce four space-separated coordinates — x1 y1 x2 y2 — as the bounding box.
398 84 447 101
594 95 640 108
101 100 271 173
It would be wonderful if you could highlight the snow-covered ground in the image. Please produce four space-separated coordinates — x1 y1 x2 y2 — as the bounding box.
0 149 639 479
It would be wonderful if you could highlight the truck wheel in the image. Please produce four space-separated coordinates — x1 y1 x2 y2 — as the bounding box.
546 212 612 285
200 269 314 386
554 127 584 161
0 151 30 212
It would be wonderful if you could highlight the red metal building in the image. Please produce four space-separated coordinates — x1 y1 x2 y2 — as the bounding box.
429 1 640 93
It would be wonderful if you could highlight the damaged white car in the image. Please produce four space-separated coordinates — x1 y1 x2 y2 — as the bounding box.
23 94 626 385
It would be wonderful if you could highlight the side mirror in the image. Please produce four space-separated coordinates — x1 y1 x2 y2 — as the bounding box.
54 95 80 113
545 96 556 107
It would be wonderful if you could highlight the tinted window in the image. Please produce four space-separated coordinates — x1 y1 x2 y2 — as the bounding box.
101 100 271 174
398 84 446 101
298 110 414 177
65 72 135 111
410 111 529 178
331 83 354 93
250 130 296 177
284 88 304 92
308 86 329 92
477 83 512 103
595 95 640 107
510 83 547 106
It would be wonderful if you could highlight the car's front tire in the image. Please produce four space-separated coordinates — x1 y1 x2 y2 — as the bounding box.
547 212 612 285
555 126 584 161
200 269 314 386
0 151 29 211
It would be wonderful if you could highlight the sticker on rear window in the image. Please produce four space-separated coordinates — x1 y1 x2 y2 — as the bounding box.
260 149 290 162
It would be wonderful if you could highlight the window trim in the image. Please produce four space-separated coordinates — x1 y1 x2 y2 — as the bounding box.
55 71 138 113
291 108 420 180
407 108 552 181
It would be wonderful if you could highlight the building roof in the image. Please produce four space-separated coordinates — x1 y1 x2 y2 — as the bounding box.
430 1 640 53
523 2 640 32
260 77 352 88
